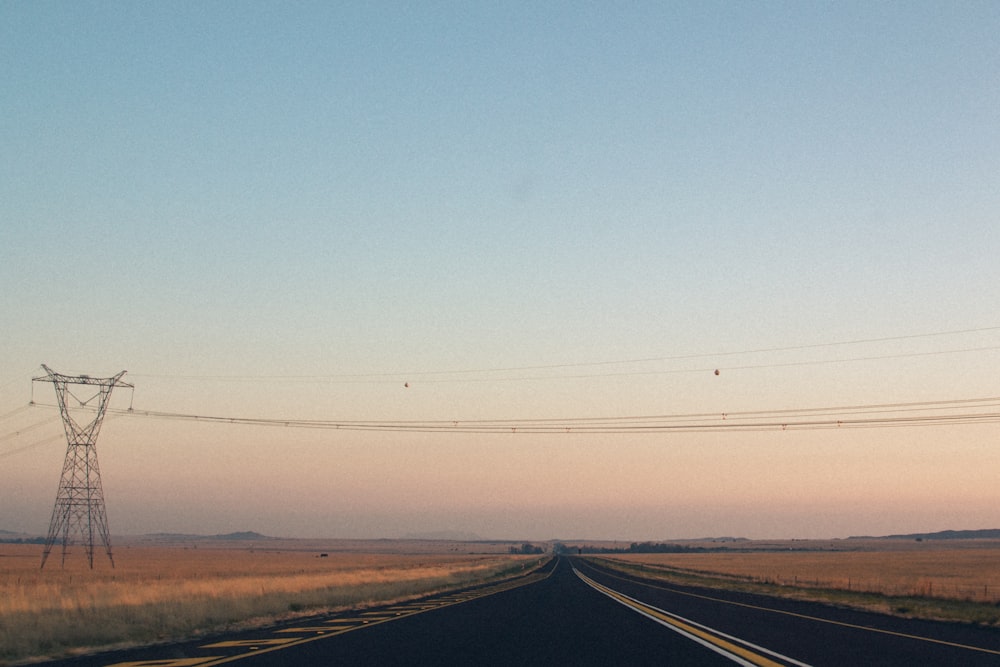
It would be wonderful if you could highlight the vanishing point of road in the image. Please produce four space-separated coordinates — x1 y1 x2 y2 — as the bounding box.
48 557 1000 666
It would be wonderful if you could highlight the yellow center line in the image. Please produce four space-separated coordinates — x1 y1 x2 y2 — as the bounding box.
576 569 789 666
587 560 1000 657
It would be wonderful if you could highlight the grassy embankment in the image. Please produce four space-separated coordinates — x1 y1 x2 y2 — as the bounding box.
591 544 1000 626
0 543 546 664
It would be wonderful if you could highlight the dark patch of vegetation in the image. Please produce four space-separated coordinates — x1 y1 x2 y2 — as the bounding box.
0 537 45 544
564 542 714 555
509 543 544 555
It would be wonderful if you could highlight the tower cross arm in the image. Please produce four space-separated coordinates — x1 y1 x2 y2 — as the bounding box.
34 365 133 389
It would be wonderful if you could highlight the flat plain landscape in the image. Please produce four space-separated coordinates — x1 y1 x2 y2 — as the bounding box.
586 538 1000 628
0 537 543 664
603 538 1000 601
6 536 1000 664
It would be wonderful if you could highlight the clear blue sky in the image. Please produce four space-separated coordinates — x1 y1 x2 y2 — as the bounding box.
2 2 999 541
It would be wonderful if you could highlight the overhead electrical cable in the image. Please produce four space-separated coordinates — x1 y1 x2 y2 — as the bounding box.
0 370 39 393
0 415 61 443
0 432 64 460
121 343 1000 385
29 395 1000 434
127 325 1000 384
0 404 33 422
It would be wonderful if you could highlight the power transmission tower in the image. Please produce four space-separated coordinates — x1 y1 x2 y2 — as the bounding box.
33 365 132 569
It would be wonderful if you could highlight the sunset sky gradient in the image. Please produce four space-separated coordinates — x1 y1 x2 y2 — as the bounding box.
2 2 999 541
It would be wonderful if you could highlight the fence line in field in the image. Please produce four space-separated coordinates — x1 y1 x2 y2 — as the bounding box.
607 558 1000 604
752 574 1000 603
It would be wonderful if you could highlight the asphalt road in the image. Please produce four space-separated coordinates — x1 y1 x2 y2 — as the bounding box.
46 556 1000 666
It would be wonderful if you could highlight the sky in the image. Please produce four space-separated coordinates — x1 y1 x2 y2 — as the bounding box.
2 2 999 542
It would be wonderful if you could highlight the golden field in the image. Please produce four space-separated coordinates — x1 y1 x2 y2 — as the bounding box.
0 539 544 664
601 540 1000 602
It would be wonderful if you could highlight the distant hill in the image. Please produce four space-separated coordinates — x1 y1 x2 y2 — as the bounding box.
401 531 484 541
215 531 272 541
692 537 750 543
139 531 273 541
850 529 1000 540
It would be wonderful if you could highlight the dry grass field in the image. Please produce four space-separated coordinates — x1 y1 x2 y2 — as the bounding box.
0 539 545 664
606 542 1000 602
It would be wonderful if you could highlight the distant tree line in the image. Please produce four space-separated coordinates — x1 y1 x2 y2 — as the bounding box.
510 543 545 554
559 542 712 555
0 537 45 544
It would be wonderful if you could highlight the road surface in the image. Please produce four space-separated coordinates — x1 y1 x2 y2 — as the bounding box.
47 556 1000 666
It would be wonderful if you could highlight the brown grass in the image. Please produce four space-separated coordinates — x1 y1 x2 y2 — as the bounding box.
606 546 1000 602
0 542 543 664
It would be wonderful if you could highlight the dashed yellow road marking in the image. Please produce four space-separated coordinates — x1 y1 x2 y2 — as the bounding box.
337 615 394 623
201 639 299 649
275 626 340 633
188 565 555 665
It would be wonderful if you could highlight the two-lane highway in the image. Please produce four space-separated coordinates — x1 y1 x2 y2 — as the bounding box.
48 556 1000 666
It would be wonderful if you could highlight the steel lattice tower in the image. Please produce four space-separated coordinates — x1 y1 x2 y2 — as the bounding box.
34 365 132 569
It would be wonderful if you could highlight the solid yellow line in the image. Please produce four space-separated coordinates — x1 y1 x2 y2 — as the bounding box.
580 572 784 667
589 560 1000 657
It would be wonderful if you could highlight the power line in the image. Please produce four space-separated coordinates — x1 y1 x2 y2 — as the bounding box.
407 344 1000 384
120 408 1000 433
0 404 33 422
127 325 1000 384
0 432 64 459
30 395 1000 435
122 343 1000 386
0 368 40 393
0 416 60 443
